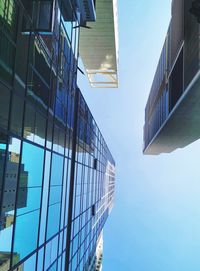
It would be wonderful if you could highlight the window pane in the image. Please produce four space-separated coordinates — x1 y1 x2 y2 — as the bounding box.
47 203 60 240
19 142 44 187
0 137 21 269
0 83 10 130
10 94 24 135
39 151 51 246
37 247 44 271
51 153 63 185
13 210 40 264
17 187 42 216
49 186 62 205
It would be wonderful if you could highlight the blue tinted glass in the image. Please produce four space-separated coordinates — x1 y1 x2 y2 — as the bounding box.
13 210 40 263
39 151 51 246
62 251 66 271
51 236 59 264
0 85 10 129
37 247 44 271
48 261 57 271
20 142 44 187
44 235 58 270
0 137 21 268
51 154 63 185
59 231 63 255
49 186 62 205
17 187 42 215
47 203 60 239
57 257 62 271
22 253 36 271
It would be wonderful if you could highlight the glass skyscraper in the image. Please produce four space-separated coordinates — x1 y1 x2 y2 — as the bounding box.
0 0 117 270
143 0 200 155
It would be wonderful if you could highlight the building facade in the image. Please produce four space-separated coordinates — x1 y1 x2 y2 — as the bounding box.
143 0 200 155
0 0 117 270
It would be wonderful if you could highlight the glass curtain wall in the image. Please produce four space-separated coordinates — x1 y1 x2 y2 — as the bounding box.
0 1 115 271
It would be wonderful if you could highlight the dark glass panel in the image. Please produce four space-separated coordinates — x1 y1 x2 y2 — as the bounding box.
14 11 29 95
0 0 18 39
46 118 53 150
27 67 49 110
34 37 51 85
0 83 10 130
34 112 46 146
10 94 24 136
53 125 59 153
24 103 35 142
0 32 15 84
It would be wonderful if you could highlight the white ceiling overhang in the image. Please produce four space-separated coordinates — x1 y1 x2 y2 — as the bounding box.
79 0 119 88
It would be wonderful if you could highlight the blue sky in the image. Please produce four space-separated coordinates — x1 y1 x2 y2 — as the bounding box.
79 1 200 270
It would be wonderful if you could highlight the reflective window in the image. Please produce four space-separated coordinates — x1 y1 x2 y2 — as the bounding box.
19 142 44 188
37 247 44 271
10 94 24 136
15 252 36 271
0 136 20 270
0 32 15 84
39 151 51 246
13 209 40 264
47 203 60 240
0 84 10 130
51 154 63 186
24 104 35 142
44 235 58 270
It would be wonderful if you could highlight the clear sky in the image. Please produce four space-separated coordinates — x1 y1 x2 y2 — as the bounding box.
79 1 200 270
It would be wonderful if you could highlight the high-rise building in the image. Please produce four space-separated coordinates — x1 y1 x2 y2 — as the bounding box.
87 232 103 271
143 0 200 155
0 0 118 270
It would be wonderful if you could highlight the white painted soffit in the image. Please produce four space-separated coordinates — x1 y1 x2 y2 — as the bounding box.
79 0 119 88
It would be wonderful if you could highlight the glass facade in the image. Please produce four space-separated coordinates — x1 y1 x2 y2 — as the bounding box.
143 0 199 152
0 1 115 271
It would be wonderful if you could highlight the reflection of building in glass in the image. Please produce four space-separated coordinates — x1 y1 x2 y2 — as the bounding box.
86 232 103 271
0 148 28 231
143 0 200 155
0 0 117 270
0 252 23 271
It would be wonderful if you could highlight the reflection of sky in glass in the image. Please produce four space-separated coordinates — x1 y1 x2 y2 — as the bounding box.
0 225 13 251
78 1 200 270
14 210 40 259
21 142 44 187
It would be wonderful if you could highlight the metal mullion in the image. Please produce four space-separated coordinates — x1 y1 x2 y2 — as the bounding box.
10 9 33 268
42 32 59 271
78 130 87 266
42 149 53 271
56 141 67 271
65 89 79 271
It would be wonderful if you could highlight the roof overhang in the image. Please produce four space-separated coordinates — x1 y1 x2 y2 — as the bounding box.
143 70 200 155
79 0 119 88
